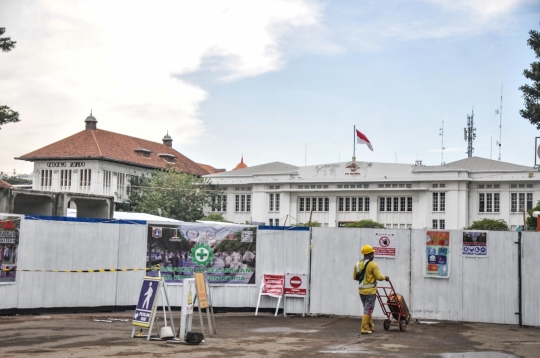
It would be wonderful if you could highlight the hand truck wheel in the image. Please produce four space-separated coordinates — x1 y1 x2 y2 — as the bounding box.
383 319 391 331
399 320 407 332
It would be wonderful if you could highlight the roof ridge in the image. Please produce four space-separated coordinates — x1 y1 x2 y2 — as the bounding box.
91 130 103 156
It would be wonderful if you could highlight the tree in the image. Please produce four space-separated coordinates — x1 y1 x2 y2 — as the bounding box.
2 176 31 185
527 201 540 230
344 219 385 228
466 218 509 231
291 221 322 227
0 27 20 130
519 26 540 128
127 168 223 222
200 213 233 223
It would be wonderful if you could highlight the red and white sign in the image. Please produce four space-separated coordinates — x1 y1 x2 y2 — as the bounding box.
261 274 285 298
285 273 307 296
373 232 397 258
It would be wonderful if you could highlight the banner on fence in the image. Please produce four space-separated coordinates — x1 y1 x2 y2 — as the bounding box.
425 230 450 278
285 273 307 296
0 214 21 283
462 231 488 257
373 231 397 258
146 223 257 285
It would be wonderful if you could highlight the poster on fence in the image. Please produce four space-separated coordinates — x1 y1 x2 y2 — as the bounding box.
0 214 21 283
262 274 285 298
462 231 488 257
373 231 397 258
425 230 450 278
146 223 257 285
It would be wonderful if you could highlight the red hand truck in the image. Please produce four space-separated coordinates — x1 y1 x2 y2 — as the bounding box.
375 280 411 332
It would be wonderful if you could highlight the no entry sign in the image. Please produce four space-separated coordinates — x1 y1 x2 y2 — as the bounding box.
285 273 307 296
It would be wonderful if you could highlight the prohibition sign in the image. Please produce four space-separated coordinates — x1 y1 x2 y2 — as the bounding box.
290 275 302 288
379 236 391 247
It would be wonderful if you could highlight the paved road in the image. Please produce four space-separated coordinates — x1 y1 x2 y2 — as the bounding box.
1 311 537 357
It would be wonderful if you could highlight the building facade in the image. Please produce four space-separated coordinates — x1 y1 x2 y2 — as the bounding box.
204 157 539 230
16 113 212 207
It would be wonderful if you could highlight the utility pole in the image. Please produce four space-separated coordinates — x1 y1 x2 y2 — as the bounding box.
495 84 503 161
464 107 476 158
439 121 445 164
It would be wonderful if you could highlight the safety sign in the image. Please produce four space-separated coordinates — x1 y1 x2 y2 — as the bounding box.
425 230 450 279
462 231 488 257
284 273 307 296
373 232 397 258
133 276 161 327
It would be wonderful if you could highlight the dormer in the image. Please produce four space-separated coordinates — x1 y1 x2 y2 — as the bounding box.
134 148 152 158
158 153 176 163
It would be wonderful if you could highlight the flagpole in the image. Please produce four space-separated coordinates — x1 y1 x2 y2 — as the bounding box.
353 125 356 160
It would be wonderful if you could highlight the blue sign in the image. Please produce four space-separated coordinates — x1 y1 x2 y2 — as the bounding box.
132 277 161 327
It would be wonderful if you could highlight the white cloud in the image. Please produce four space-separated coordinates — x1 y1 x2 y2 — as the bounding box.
0 0 325 172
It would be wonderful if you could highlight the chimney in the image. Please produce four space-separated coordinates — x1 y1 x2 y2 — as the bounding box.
84 110 97 130
162 131 173 148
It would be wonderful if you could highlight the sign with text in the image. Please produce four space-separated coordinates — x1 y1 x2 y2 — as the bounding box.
195 272 209 309
181 278 195 316
0 214 21 283
261 274 285 298
132 276 161 327
462 231 488 257
373 231 397 258
425 230 450 279
284 273 307 296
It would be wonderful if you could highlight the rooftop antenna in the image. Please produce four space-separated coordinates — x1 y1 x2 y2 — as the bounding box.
439 121 445 164
464 107 476 158
495 84 503 161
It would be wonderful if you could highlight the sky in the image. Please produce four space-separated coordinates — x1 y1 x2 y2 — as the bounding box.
1 0 539 175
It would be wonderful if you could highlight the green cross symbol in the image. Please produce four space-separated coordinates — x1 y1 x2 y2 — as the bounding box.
196 248 208 260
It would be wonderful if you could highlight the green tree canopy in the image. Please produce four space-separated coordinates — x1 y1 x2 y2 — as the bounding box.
466 218 509 231
127 168 223 222
2 176 31 185
291 221 322 227
0 27 20 130
527 201 540 229
344 219 385 228
519 26 540 128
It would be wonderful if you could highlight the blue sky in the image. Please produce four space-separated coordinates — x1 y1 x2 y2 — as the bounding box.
1 0 539 174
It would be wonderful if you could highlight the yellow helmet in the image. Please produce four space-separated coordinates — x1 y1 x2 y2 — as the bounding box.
361 245 374 255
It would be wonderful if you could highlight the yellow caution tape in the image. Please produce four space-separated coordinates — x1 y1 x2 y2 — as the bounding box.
1 264 160 273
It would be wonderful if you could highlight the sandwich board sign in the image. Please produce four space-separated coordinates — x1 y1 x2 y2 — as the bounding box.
132 276 161 327
255 274 285 316
283 273 308 316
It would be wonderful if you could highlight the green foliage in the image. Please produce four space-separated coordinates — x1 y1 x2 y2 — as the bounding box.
126 169 223 222
466 218 510 231
519 26 540 128
291 221 322 227
527 201 540 229
200 213 233 223
2 176 31 185
214 228 256 254
344 219 385 228
1 28 20 130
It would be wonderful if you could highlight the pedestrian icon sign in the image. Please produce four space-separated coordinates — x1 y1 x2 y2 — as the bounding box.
132 276 161 328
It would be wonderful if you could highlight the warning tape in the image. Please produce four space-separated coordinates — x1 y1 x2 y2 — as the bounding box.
1 264 160 273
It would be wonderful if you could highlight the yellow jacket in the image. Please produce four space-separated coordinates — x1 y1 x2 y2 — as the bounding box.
353 259 386 295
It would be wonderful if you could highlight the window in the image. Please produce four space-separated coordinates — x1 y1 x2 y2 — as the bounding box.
432 219 438 229
439 219 445 230
300 197 330 212
511 192 533 212
269 219 273 226
269 185 281 190
479 193 500 213
433 192 446 212
103 170 111 194
80 169 91 191
407 197 412 211
337 197 370 212
235 194 251 212
269 193 280 212
400 197 406 212
345 198 351 211
60 169 72 190
393 197 399 211
116 172 125 197
40 169 52 190
379 197 385 211
527 184 533 188
351 197 357 211
386 197 392 211
211 195 227 212
379 197 413 212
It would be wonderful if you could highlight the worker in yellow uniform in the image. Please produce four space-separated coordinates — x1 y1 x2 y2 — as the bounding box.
353 244 389 334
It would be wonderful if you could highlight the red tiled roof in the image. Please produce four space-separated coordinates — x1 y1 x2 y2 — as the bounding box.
233 156 248 170
16 129 210 176
198 163 225 174
0 179 12 188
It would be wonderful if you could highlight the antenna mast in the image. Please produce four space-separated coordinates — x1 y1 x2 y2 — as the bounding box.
439 121 445 164
496 84 503 161
464 107 476 158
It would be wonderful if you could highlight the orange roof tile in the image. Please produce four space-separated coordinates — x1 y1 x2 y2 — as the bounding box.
198 163 226 174
16 129 210 176
233 156 248 170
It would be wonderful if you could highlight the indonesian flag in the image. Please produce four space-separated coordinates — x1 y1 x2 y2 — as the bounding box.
356 130 373 151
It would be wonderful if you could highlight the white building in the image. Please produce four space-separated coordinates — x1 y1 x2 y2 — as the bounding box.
205 157 539 230
15 113 217 207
